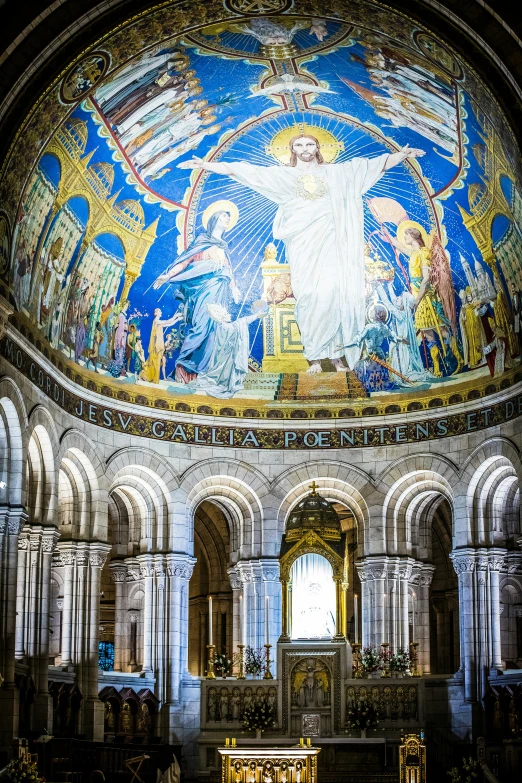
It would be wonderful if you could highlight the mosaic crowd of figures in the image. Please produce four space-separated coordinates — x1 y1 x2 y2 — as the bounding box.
206 684 277 725
345 683 420 725
484 682 522 740
99 686 158 741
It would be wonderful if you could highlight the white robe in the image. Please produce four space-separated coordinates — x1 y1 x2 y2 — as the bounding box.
225 156 387 367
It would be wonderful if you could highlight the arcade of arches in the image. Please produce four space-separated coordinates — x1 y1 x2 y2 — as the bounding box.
1 0 522 781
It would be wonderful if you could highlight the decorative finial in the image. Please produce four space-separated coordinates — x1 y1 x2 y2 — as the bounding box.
309 481 318 495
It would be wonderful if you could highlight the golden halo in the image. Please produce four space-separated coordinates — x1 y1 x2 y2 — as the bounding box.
202 200 239 230
397 219 430 249
266 123 344 165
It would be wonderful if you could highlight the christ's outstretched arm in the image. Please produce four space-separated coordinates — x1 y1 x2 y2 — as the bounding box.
384 145 425 170
178 156 237 174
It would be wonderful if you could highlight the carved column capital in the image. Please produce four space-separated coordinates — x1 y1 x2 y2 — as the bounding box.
165 553 197 580
110 561 127 582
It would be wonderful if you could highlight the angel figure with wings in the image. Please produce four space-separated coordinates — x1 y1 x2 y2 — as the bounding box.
293 658 330 709
390 220 463 377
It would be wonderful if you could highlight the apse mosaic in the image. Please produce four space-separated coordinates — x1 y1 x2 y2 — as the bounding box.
3 0 522 411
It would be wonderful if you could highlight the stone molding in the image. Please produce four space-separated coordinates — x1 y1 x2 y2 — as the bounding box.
52 540 111 568
133 552 196 581
450 547 507 576
356 556 429 583
233 559 280 585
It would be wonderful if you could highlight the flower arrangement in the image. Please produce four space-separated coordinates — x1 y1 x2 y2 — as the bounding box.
242 701 274 732
447 757 479 783
244 646 265 677
214 652 233 677
390 648 410 674
5 756 46 783
361 646 381 673
346 699 379 731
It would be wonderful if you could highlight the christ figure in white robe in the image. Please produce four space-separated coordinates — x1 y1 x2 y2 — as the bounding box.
178 135 424 373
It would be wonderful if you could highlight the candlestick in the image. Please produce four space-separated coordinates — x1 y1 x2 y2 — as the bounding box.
263 643 273 679
383 593 387 644
352 642 364 678
380 641 391 678
354 594 359 644
411 592 416 643
265 595 270 646
409 641 421 677
206 643 216 679
236 643 245 679
208 595 213 646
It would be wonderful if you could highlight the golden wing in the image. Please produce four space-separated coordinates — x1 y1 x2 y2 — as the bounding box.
315 671 329 690
429 233 457 334
293 672 307 693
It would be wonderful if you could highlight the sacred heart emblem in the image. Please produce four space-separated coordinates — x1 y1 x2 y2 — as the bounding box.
295 174 327 201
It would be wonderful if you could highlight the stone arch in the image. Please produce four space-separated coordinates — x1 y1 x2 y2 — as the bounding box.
0 376 29 506
180 459 269 559
57 429 108 541
271 461 374 555
379 455 458 557
26 407 59 527
462 438 521 546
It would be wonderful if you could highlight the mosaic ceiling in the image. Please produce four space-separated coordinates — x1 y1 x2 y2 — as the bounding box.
1 0 522 417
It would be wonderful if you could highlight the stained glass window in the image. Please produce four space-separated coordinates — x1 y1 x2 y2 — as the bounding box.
98 641 114 671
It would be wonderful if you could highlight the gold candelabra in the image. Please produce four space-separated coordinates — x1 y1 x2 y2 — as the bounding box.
352 642 364 678
409 641 421 677
263 643 273 679
381 642 391 677
206 643 216 679
236 643 246 679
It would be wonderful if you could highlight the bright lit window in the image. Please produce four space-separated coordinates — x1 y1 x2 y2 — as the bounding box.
291 554 336 639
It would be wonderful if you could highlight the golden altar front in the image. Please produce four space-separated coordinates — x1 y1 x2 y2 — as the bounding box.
219 743 320 783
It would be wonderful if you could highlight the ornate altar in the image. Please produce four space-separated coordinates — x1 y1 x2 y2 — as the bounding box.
219 744 320 783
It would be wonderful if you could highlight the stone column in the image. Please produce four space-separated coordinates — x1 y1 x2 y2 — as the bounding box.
411 563 435 673
138 555 154 674
110 561 127 672
236 560 280 655
57 545 75 667
34 527 59 733
356 558 388 648
166 554 196 705
227 567 243 650
450 548 506 702
0 508 26 747
15 530 28 659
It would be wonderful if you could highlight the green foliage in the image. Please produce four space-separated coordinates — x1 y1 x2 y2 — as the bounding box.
361 646 381 673
346 699 379 730
447 757 479 783
242 701 274 731
5 756 46 783
214 652 233 676
244 646 265 677
390 648 410 673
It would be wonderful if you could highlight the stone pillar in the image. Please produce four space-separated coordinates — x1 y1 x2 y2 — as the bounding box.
411 563 435 674
356 557 388 648
450 548 506 702
228 567 242 650
236 560 280 656
166 554 196 705
0 508 26 748
110 561 127 672
138 554 154 673
15 530 28 659
34 528 59 733
58 546 75 667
